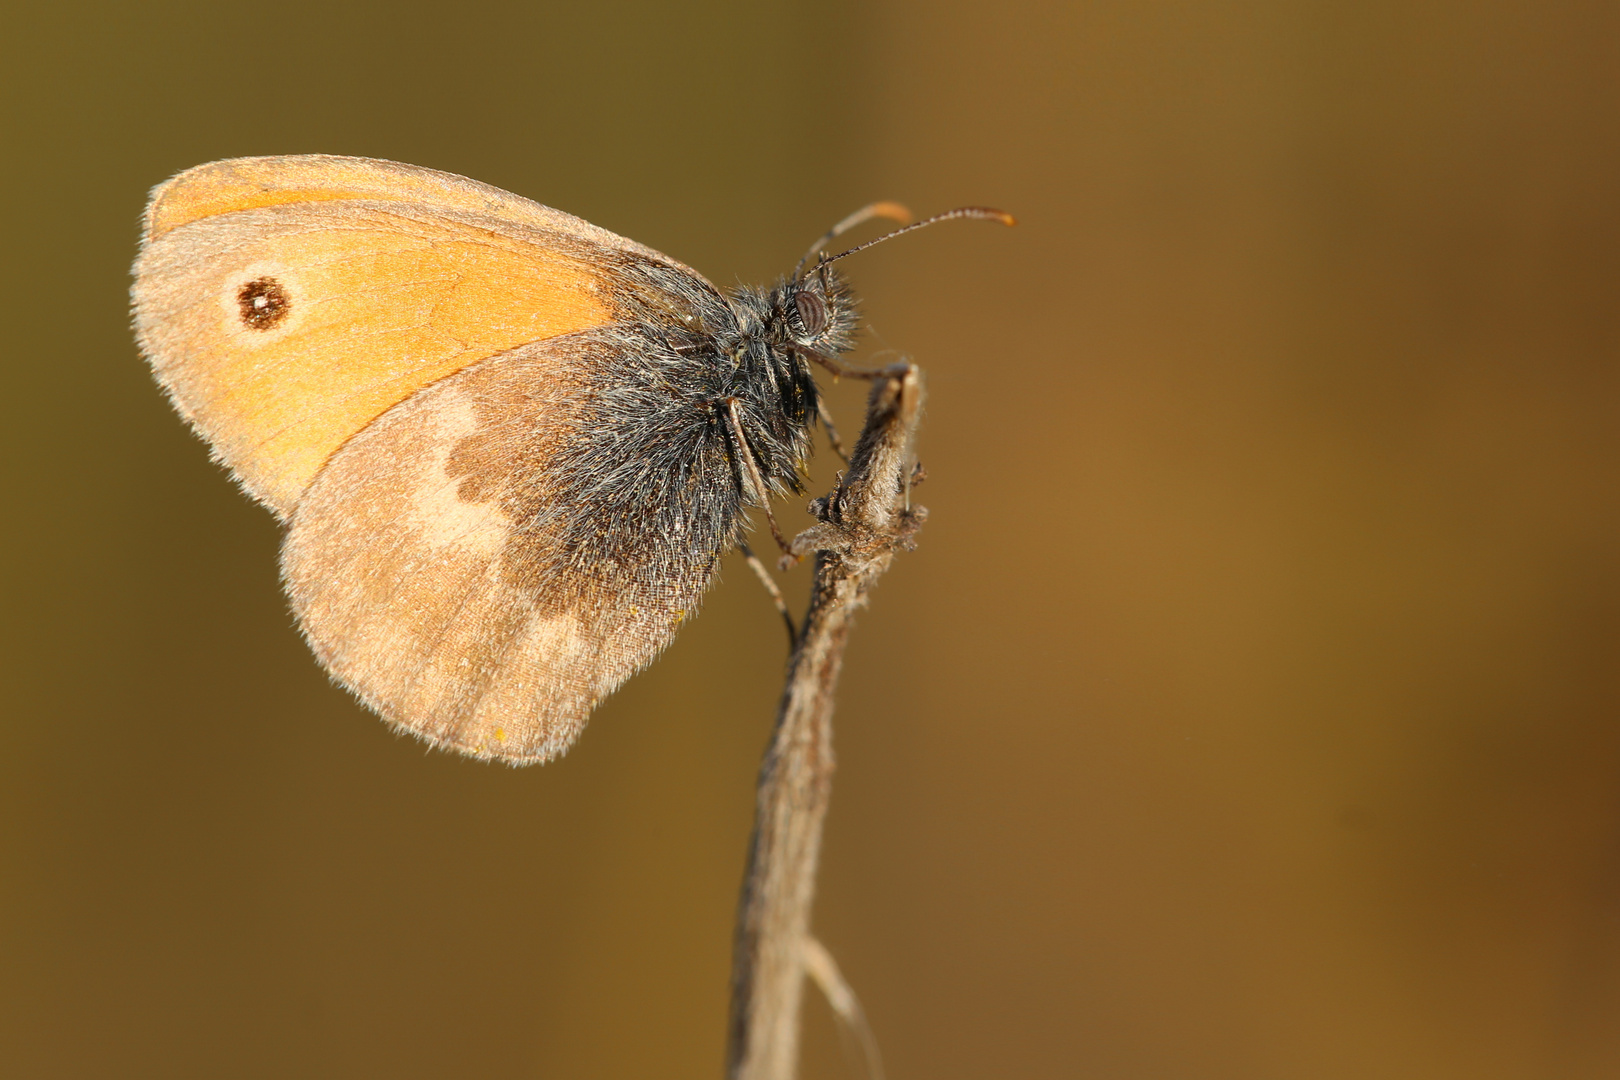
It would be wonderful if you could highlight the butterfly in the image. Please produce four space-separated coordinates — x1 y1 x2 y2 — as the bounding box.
132 154 1010 765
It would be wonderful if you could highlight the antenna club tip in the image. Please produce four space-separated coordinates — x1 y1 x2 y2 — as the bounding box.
961 206 1016 227
870 201 915 226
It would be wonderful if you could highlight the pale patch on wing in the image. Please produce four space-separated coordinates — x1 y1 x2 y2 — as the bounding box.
462 614 593 757
403 395 511 559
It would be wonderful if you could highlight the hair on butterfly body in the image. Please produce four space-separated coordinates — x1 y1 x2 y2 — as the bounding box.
537 259 857 577
131 155 1009 764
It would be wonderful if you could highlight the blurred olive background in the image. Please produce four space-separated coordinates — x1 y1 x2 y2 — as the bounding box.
4 0 1619 1077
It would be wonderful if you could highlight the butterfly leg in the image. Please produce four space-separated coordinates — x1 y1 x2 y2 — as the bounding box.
817 398 850 463
796 345 903 382
723 397 794 557
738 538 797 649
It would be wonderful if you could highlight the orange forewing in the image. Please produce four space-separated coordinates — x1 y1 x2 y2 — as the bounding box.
132 156 677 515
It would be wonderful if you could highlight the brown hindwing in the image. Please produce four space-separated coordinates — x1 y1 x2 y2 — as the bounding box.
282 325 744 764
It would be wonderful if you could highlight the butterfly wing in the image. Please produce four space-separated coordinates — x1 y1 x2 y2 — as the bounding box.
132 156 744 763
132 154 713 515
282 327 739 764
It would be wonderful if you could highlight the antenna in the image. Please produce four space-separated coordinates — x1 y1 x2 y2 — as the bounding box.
814 206 1016 271
795 202 914 279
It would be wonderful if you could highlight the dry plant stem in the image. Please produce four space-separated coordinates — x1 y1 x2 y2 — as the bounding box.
727 364 927 1080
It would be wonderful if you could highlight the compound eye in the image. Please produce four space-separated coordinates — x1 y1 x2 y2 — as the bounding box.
794 290 827 337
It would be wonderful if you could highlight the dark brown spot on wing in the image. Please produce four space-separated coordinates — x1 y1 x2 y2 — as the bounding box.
236 276 290 330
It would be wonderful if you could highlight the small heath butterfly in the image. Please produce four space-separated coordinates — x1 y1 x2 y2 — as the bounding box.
131 155 1010 764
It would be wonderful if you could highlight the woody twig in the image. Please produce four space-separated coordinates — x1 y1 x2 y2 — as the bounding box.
727 364 927 1080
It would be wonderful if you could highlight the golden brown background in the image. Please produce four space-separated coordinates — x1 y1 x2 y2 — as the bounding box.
4 1 1618 1076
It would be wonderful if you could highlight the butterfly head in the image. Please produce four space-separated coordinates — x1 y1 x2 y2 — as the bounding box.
720 263 857 438
773 263 860 361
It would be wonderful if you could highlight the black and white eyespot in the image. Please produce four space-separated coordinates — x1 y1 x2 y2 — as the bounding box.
793 289 827 338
